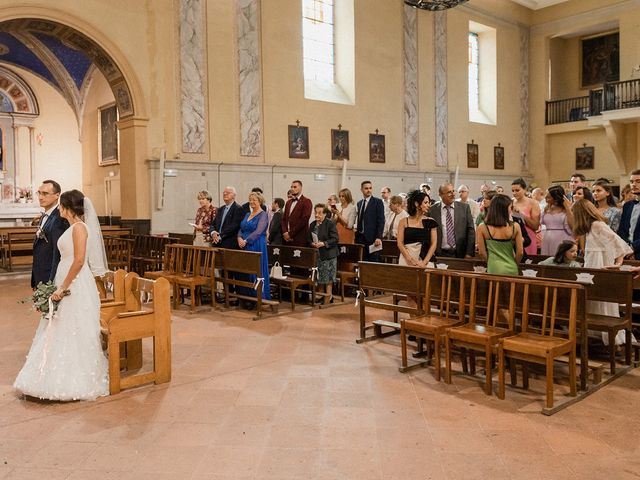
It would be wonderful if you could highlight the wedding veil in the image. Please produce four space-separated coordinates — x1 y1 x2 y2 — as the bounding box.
83 196 109 276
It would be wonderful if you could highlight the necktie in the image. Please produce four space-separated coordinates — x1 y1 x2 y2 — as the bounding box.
359 199 368 234
387 213 397 240
219 205 229 229
445 205 456 249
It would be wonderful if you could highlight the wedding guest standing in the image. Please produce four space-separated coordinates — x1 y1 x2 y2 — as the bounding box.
281 180 312 247
592 180 621 233
383 195 409 240
396 190 437 267
193 190 216 246
540 185 573 255
309 204 339 304
268 197 284 245
431 183 475 258
511 178 540 256
618 170 640 259
237 191 271 304
332 187 356 244
355 180 385 261
210 186 244 249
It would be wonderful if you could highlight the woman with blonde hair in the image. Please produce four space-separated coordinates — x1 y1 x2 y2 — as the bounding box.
332 188 356 243
572 199 633 345
237 191 270 305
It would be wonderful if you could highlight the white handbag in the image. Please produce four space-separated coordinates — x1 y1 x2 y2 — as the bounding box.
270 261 283 279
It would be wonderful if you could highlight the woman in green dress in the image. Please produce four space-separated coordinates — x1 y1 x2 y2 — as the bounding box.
476 194 524 276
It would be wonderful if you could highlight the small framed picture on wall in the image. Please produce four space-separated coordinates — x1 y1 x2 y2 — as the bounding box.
575 145 594 170
288 123 309 159
369 131 385 163
494 144 504 170
467 142 479 168
331 128 349 160
98 103 119 166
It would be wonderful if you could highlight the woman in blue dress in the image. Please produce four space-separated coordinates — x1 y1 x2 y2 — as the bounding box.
237 191 271 303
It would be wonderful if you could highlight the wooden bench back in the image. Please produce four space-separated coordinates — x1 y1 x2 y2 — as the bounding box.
268 244 318 272
380 240 399 263
337 243 363 273
220 248 261 275
358 261 425 296
424 269 467 322
96 269 127 302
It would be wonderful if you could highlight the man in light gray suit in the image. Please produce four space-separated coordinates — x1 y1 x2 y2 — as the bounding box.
430 183 476 258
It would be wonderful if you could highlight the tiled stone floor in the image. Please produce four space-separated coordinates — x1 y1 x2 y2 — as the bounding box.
1 273 640 479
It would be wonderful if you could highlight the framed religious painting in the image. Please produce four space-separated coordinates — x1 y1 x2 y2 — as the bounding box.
580 31 619 89
494 144 504 170
331 128 349 160
98 103 119 166
369 132 385 163
575 145 594 170
288 123 309 159
467 142 479 168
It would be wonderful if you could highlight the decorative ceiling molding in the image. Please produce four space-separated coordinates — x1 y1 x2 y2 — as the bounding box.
510 0 569 9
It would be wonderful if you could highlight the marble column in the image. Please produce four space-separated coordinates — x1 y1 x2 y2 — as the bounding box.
28 126 35 189
237 0 263 157
435 11 448 168
12 124 19 199
179 0 207 154
519 26 530 172
403 4 418 166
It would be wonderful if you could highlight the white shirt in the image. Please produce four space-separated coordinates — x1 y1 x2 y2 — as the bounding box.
38 205 57 233
383 209 408 239
440 203 455 250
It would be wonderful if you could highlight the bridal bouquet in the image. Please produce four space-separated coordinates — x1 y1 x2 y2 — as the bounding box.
19 281 70 318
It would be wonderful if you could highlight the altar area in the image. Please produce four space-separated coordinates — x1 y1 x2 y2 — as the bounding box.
0 202 41 227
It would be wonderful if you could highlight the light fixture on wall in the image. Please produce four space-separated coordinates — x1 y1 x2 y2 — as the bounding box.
404 0 468 11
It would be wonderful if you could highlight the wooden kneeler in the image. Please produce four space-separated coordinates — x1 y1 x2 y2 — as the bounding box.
103 273 172 394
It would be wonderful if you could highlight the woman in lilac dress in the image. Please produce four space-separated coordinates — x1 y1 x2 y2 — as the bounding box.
237 191 270 301
540 185 574 256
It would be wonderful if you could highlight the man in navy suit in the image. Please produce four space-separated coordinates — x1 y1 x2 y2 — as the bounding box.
32 180 69 288
210 186 244 249
618 170 640 259
355 180 385 262
430 183 476 258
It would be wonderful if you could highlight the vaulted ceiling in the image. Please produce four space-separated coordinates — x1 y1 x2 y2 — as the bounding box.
510 0 569 9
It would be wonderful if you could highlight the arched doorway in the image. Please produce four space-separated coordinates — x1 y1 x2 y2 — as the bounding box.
0 14 148 225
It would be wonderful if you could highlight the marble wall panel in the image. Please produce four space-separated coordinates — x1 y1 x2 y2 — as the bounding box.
403 4 418 166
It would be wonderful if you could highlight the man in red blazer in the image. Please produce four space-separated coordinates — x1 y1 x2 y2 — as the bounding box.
281 180 312 247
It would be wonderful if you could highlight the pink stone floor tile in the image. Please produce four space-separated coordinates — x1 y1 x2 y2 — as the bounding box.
2 273 640 479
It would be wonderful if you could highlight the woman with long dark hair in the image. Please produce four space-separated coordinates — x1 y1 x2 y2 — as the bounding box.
540 185 574 255
511 178 540 256
592 181 621 232
539 240 581 267
477 194 524 276
396 190 438 267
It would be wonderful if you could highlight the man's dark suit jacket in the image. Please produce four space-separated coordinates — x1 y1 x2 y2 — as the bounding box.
269 210 283 245
32 207 69 288
281 195 312 246
430 200 476 258
210 201 244 249
617 201 640 259
355 196 385 246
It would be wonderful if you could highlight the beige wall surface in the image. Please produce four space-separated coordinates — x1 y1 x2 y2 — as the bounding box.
2 0 640 225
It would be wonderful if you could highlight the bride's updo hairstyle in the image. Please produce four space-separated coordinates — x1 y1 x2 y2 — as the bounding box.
60 189 85 218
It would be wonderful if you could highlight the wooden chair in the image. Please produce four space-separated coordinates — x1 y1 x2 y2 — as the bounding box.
336 243 363 301
380 240 400 264
400 269 466 380
104 236 134 271
103 273 172 394
356 261 425 343
267 245 318 311
445 273 518 395
132 235 178 274
498 279 584 410
220 248 278 317
172 246 216 312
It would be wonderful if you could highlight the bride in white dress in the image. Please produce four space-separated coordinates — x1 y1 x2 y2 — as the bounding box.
14 189 109 401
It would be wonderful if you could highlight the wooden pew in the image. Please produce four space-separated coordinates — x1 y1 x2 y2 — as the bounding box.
380 240 400 264
6 231 37 270
356 261 425 343
131 235 178 274
268 245 318 310
219 248 278 317
104 236 134 271
99 269 142 370
102 273 172 394
336 243 363 302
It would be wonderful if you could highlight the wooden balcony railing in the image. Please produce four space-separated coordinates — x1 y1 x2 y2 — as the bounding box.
545 78 640 125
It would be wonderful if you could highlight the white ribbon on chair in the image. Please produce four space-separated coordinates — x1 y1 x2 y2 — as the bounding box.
355 290 365 307
254 277 264 290
311 267 318 282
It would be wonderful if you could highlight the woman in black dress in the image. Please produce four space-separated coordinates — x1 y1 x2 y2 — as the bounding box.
396 190 438 268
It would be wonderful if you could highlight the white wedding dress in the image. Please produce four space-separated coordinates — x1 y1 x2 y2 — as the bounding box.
14 222 109 401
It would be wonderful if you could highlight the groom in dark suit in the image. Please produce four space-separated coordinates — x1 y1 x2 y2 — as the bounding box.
32 180 69 288
355 180 385 262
